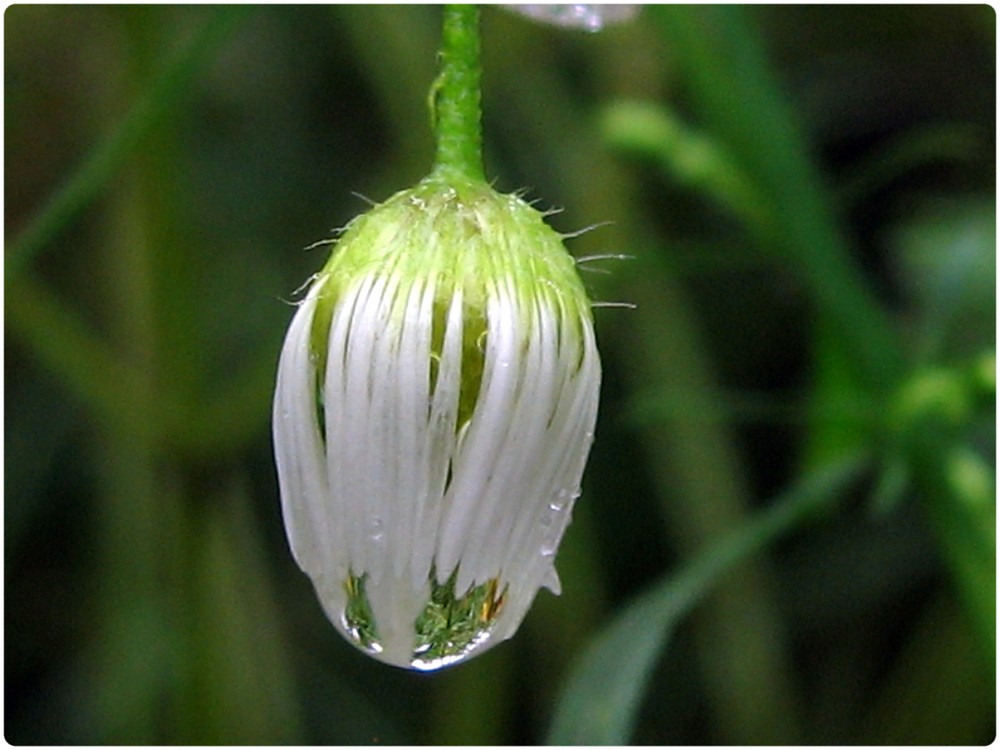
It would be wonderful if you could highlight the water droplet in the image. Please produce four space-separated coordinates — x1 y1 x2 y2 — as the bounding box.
338 570 508 670
549 488 578 512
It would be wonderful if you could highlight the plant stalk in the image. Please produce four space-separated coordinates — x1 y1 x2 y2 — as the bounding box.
432 5 484 181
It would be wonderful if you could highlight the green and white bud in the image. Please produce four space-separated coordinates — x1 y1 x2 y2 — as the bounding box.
273 170 601 670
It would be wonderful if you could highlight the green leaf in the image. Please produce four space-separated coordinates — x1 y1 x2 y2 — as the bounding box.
547 455 867 745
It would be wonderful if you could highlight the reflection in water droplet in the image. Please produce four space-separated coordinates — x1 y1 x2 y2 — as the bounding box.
342 572 381 652
339 568 508 670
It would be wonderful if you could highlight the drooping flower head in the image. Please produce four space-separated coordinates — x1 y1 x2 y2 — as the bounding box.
273 169 601 669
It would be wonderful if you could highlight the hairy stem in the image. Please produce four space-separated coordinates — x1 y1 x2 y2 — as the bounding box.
432 5 484 180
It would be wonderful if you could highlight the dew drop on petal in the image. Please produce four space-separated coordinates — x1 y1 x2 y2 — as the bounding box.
338 569 510 671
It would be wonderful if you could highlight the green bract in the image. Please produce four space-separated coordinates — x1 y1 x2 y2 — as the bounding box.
273 170 601 670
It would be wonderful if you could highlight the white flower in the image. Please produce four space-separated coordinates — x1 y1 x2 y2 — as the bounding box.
273 171 601 670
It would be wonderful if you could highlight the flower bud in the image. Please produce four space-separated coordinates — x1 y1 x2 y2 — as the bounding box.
273 170 601 670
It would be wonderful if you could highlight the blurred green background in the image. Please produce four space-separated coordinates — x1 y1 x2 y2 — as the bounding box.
5 5 995 744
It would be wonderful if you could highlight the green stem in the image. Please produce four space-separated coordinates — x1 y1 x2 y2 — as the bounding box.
432 5 484 180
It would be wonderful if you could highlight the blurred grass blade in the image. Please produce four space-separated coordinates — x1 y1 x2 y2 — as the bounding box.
911 437 995 663
6 6 251 279
891 360 996 661
181 480 304 743
599 100 770 234
865 591 995 744
547 454 867 745
651 5 902 392
6 268 174 442
837 124 982 209
7 267 276 456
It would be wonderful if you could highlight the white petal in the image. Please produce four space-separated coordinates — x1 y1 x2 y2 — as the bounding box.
435 276 522 590
273 277 335 579
413 285 464 591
